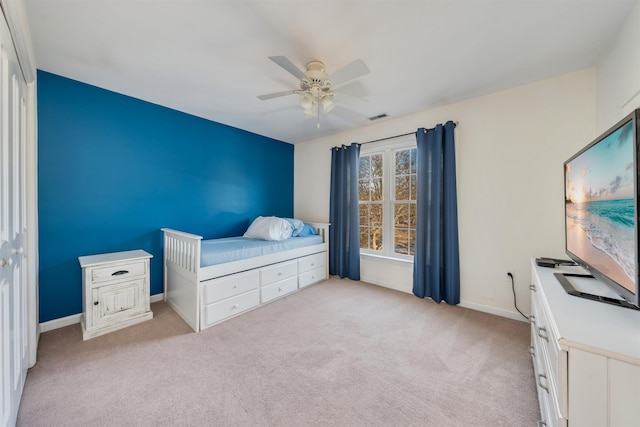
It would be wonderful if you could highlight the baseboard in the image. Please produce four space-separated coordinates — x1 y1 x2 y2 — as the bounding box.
39 313 82 333
458 300 529 323
39 293 165 332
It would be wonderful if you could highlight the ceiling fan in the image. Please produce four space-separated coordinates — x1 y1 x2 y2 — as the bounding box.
258 56 370 127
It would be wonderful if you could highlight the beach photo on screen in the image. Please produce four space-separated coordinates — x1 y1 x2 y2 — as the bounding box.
565 120 636 293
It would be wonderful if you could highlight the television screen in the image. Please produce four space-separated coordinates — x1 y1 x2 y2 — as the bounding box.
564 110 638 306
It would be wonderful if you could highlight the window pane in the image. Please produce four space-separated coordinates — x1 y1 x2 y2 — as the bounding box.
370 227 383 251
358 180 370 201
359 226 369 249
395 150 410 175
408 230 415 256
358 156 371 180
394 228 409 255
370 203 383 227
410 175 416 200
371 154 382 177
395 176 409 201
371 154 383 177
371 177 383 201
359 204 369 227
394 203 409 227
409 203 416 228
410 149 417 174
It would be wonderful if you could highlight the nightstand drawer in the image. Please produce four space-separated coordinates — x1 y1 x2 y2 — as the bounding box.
91 261 147 284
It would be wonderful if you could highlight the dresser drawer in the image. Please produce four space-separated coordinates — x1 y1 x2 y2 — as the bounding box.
203 289 260 327
299 266 326 288
90 261 147 285
202 270 259 305
261 276 298 303
532 292 563 398
298 252 325 274
260 260 297 286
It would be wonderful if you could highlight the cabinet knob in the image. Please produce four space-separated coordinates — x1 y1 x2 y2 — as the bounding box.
12 247 23 254
1 258 12 267
93 301 99 306
530 284 537 292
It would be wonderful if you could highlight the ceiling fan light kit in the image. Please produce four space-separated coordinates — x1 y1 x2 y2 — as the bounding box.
258 56 370 127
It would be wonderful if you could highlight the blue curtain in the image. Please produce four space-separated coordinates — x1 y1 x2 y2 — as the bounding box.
329 144 361 280
413 121 460 304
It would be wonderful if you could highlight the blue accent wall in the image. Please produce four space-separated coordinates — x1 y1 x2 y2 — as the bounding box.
37 70 294 323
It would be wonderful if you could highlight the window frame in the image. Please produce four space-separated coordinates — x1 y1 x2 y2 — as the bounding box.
359 134 417 261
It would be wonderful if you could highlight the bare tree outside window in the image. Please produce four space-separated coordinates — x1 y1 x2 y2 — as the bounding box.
393 149 417 255
358 153 383 251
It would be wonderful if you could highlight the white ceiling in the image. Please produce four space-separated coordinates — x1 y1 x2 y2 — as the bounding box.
23 0 636 144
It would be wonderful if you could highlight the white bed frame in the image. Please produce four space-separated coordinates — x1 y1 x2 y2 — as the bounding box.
161 222 329 332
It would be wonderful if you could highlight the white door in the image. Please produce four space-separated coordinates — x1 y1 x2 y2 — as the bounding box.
0 10 28 427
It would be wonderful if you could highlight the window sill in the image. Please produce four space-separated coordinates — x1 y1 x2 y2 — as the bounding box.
360 252 414 266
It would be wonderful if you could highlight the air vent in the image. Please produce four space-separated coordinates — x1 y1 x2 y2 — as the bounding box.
368 113 388 121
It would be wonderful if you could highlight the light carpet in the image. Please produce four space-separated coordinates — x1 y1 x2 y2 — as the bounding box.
17 278 539 426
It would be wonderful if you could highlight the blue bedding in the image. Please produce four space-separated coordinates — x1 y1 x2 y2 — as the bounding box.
200 235 324 268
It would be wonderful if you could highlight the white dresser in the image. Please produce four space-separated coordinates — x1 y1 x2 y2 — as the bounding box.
530 259 640 427
79 250 153 340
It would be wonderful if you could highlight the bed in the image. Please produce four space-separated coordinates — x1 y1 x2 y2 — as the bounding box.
161 219 329 332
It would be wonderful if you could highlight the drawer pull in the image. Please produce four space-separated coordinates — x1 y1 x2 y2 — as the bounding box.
232 304 239 309
537 326 549 342
93 301 99 306
529 345 535 356
530 284 537 292
111 270 129 276
538 373 550 393
529 315 536 324
278 272 282 276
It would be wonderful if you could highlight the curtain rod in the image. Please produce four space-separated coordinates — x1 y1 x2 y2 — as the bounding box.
358 121 458 146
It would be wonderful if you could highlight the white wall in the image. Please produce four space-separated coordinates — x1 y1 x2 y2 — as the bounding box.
596 0 640 129
295 69 596 320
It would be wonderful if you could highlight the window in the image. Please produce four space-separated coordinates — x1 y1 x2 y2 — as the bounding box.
358 137 417 259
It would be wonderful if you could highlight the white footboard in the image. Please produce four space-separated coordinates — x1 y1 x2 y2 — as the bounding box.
161 228 202 332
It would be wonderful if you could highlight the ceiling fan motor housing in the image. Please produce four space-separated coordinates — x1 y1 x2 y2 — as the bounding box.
305 60 327 83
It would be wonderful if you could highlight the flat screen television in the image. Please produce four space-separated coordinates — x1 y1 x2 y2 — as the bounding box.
562 108 639 309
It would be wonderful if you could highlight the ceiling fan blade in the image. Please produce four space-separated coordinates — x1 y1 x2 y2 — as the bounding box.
257 90 297 101
269 56 307 81
328 59 370 86
334 90 367 109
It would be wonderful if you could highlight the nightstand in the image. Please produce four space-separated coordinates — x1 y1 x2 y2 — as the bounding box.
78 249 153 340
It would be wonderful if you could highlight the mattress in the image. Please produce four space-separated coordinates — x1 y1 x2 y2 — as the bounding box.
200 235 324 267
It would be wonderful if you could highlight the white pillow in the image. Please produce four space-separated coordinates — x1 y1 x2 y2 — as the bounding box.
243 216 293 241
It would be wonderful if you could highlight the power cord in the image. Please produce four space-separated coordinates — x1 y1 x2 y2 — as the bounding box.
508 272 529 320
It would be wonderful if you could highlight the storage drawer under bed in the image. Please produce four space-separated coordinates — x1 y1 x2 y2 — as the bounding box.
203 289 260 327
260 260 297 286
202 270 260 305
